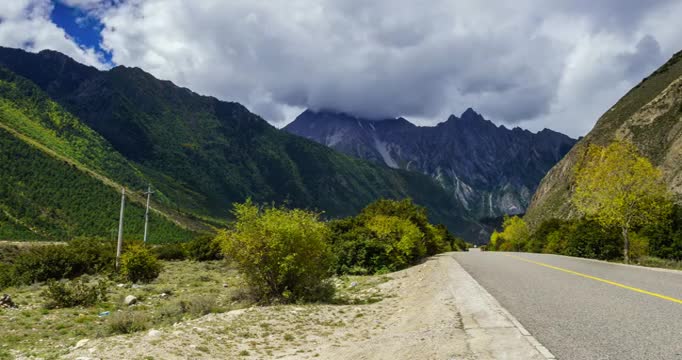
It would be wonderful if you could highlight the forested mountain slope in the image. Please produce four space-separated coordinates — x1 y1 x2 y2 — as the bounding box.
0 47 475 240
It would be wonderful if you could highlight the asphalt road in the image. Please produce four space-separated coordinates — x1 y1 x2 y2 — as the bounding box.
453 252 682 360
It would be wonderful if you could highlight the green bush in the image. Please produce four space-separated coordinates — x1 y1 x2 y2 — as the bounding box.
0 238 116 290
329 199 454 275
642 204 682 260
526 218 565 253
11 245 74 285
41 278 108 309
120 244 162 283
0 262 17 289
221 200 334 303
366 215 426 269
186 235 223 261
153 243 187 261
67 237 116 275
527 218 622 260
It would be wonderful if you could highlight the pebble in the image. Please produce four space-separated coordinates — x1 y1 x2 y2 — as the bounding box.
147 329 162 338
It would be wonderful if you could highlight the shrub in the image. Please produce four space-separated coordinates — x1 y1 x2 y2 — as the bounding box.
542 231 567 254
0 263 17 289
365 215 425 270
107 311 150 334
628 232 649 260
11 245 74 284
221 200 334 303
153 243 187 261
42 278 108 309
1 238 116 289
179 295 221 316
527 218 565 253
563 219 621 260
642 204 682 260
120 244 162 283
67 237 116 275
329 199 453 274
186 235 223 261
329 217 387 274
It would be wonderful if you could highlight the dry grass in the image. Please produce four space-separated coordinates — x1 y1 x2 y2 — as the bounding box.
0 260 249 359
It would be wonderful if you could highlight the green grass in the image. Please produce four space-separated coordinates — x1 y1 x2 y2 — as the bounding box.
0 260 250 358
631 256 682 271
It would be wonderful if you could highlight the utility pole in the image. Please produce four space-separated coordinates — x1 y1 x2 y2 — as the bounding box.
143 184 154 244
116 187 125 271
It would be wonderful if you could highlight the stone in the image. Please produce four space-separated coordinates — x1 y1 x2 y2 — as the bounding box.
147 329 162 338
349 282 358 288
74 338 89 349
124 295 137 306
0 294 16 308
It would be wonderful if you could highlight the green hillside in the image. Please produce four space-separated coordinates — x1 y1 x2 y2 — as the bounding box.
0 47 475 240
0 125 193 242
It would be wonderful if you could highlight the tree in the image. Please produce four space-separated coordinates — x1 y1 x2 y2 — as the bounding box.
572 141 672 263
488 216 529 251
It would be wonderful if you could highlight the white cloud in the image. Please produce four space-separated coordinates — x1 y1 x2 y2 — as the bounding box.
0 0 106 68
5 0 682 137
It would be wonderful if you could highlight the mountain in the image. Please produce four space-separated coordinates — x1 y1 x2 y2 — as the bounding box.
284 109 576 221
0 47 474 241
525 50 682 225
0 66 195 242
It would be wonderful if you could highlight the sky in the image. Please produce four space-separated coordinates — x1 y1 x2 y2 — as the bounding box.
1 1 681 138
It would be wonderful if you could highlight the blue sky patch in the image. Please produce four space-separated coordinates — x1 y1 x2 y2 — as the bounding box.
50 1 113 64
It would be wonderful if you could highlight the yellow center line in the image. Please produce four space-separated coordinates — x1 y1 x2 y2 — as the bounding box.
503 254 682 305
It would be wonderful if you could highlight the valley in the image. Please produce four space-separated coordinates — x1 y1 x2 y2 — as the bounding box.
1 2 682 357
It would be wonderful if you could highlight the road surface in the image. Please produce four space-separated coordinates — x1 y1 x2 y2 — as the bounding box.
453 252 682 360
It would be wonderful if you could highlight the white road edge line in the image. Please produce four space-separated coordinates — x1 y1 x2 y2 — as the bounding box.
457 257 557 360
547 253 682 275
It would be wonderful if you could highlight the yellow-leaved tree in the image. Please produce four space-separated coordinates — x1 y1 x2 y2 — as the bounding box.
572 141 672 263
489 216 529 251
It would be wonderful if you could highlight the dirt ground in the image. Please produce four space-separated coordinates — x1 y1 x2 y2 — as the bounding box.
64 254 546 360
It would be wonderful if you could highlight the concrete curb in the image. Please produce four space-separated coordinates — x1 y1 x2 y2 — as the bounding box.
450 254 556 359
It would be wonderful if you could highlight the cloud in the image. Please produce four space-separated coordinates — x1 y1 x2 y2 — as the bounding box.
4 0 682 137
0 0 106 68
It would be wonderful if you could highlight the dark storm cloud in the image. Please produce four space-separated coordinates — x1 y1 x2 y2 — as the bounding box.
4 0 681 137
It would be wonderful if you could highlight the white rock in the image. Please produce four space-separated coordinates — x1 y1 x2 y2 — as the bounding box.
147 329 162 338
74 339 89 349
124 295 137 306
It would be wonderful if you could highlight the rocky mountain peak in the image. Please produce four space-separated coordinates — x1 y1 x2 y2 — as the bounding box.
285 108 577 237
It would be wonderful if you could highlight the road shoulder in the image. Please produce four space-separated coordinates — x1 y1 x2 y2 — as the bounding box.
447 253 555 359
64 253 553 359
